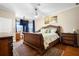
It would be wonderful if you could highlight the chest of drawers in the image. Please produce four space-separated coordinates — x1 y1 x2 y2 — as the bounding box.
0 33 13 56
61 33 78 47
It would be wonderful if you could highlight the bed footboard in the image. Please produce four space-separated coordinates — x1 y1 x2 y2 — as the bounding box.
23 32 45 51
23 32 60 54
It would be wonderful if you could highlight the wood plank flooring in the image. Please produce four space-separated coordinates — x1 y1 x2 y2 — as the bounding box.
54 43 79 56
13 40 40 56
13 40 79 56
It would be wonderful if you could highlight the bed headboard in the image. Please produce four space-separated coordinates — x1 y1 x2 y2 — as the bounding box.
37 25 61 36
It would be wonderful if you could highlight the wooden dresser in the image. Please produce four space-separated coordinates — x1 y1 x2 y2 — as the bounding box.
16 32 20 41
0 33 13 56
61 33 78 47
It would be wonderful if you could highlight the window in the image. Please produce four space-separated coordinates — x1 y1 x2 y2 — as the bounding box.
16 21 23 33
29 21 33 32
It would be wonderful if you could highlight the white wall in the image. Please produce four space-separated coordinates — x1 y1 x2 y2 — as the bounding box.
35 16 44 31
0 9 15 41
58 6 79 33
0 17 13 33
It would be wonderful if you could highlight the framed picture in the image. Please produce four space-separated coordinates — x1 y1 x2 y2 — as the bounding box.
45 16 57 24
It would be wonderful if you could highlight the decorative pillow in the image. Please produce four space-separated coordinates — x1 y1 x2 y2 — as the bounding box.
48 29 51 33
41 28 57 34
48 28 57 33
45 29 49 33
41 28 47 33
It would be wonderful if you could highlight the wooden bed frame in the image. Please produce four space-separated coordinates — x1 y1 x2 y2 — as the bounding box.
23 25 61 54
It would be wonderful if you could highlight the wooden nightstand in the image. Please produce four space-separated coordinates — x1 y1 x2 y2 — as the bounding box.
61 33 78 47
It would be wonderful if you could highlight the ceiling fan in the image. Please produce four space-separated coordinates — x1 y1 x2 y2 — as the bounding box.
34 3 40 16
75 3 79 5
33 3 46 18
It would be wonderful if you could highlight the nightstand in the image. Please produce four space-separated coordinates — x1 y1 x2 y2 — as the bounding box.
61 33 78 47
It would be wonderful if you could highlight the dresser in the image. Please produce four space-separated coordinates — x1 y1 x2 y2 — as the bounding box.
61 33 78 47
16 32 20 41
0 33 13 56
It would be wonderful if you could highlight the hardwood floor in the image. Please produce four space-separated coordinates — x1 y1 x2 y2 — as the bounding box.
13 40 79 56
13 40 40 56
54 43 79 56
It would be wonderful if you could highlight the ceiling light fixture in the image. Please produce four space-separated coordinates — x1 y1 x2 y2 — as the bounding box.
34 3 40 18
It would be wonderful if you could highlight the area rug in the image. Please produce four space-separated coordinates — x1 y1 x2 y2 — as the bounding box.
43 47 63 56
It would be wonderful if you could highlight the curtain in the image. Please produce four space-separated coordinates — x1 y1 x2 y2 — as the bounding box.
20 19 35 32
33 20 35 32
25 21 29 32
20 19 29 32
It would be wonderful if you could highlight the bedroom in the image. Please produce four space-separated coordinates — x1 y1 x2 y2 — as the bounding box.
0 3 79 56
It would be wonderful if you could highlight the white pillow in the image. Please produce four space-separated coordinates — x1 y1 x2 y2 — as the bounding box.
41 28 57 34
49 28 57 33
41 28 46 33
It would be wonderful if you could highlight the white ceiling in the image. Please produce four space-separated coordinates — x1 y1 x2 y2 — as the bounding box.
0 3 76 18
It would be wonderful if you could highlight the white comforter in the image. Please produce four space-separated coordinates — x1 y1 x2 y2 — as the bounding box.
42 32 59 49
